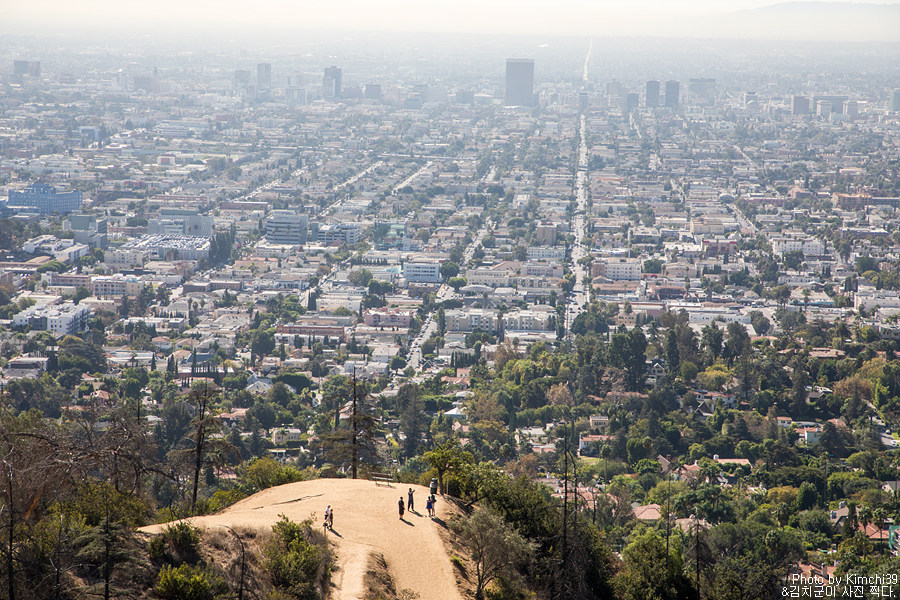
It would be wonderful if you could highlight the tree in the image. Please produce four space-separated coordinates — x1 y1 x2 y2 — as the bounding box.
320 374 379 479
609 327 647 392
425 440 472 494
390 356 407 373
72 286 91 304
450 509 533 600
665 329 680 377
347 268 373 287
614 529 693 600
701 323 723 362
750 311 770 335
440 261 460 280
173 385 231 510
448 277 467 291
790 360 809 419
250 328 276 362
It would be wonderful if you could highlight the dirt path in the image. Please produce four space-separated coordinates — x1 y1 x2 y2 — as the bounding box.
142 479 463 600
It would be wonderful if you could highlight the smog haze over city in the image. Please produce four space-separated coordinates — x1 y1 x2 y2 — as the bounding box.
1 1 900 599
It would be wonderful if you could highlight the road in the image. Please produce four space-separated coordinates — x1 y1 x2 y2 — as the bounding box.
392 160 432 195
567 113 591 341
403 220 493 375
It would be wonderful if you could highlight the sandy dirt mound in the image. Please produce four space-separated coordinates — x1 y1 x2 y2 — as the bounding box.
142 479 463 600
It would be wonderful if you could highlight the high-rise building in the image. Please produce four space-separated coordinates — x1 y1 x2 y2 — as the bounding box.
505 58 535 107
257 63 272 89
645 80 660 108
323 66 342 100
624 93 640 112
234 69 252 91
891 89 900 112
13 60 40 78
792 96 810 115
688 78 716 105
606 80 623 98
7 184 82 215
664 80 680 108
455 90 475 104
266 210 308 245
364 84 383 100
813 95 847 114
843 100 859 117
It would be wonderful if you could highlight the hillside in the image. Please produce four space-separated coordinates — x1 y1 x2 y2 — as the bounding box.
143 479 464 600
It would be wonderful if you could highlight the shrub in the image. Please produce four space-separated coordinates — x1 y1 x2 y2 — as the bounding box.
148 535 167 561
265 514 332 599
155 564 225 600
165 522 201 554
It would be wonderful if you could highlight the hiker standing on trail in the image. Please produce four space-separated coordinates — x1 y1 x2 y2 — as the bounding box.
407 487 415 511
426 495 434 517
398 497 405 519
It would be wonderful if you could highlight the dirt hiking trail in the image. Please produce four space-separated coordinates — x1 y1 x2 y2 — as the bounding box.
142 478 463 600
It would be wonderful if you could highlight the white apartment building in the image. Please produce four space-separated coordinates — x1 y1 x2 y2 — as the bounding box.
363 307 416 328
467 268 512 288
598 258 642 281
105 249 147 268
403 260 442 283
503 309 553 331
527 246 566 261
445 308 500 332
92 274 145 297
771 236 825 257
13 301 92 335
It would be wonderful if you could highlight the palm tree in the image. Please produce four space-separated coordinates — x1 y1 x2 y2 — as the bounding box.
859 505 873 550
874 507 887 554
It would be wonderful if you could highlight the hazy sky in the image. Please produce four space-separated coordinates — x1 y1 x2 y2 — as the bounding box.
5 0 900 38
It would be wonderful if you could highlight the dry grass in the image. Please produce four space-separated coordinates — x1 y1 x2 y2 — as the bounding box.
363 551 397 600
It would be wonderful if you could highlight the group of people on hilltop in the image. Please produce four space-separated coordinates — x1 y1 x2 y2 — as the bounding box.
399 487 437 519
324 487 437 533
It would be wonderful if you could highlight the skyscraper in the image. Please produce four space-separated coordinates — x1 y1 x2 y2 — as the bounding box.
792 96 810 115
257 63 272 89
323 66 342 100
645 80 660 108
505 59 535 107
664 80 680 108
892 89 900 112
624 93 640 112
688 78 716 105
13 60 40 78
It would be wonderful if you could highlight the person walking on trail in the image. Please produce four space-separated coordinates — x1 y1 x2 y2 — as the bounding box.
407 487 415 511
398 497 405 519
426 495 434 517
324 505 332 530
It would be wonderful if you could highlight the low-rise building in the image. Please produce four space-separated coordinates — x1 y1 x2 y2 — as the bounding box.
12 301 91 335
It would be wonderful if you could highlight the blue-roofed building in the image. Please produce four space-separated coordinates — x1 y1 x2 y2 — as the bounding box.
7 183 82 215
